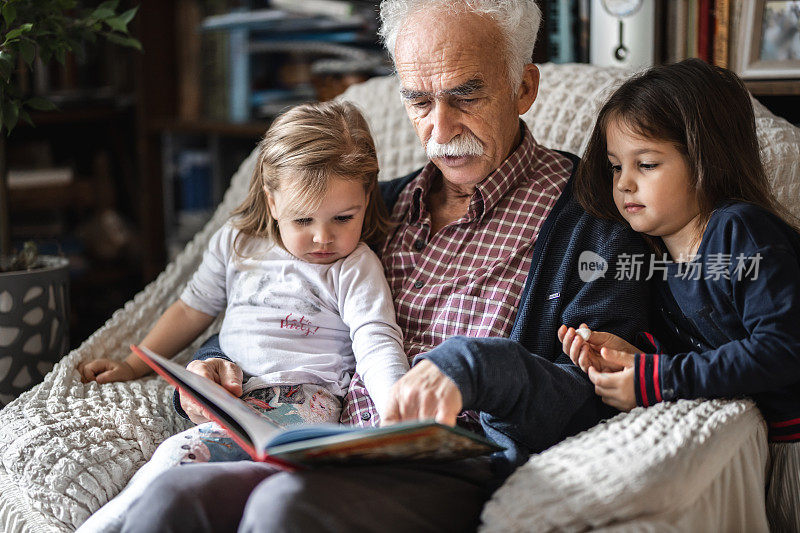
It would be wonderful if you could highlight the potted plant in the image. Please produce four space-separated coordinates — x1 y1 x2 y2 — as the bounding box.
0 0 141 405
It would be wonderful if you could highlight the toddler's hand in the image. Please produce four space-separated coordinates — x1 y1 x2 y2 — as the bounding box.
182 358 243 425
587 347 636 411
78 358 138 384
557 324 639 373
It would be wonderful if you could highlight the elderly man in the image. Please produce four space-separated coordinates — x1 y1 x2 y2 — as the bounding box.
121 1 648 531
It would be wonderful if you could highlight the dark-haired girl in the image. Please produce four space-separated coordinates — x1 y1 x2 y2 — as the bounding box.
558 58 800 529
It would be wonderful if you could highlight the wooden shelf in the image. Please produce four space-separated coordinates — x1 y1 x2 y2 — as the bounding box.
149 118 270 138
9 180 96 212
744 80 800 96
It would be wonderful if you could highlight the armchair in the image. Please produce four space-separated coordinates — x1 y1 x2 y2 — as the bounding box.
1 63 798 532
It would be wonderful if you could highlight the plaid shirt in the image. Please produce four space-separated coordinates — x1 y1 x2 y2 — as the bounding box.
340 124 573 426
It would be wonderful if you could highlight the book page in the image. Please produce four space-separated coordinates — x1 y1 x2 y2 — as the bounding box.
132 346 284 456
267 421 502 466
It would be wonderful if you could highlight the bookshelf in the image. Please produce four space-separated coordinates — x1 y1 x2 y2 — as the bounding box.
133 0 798 277
5 48 142 348
135 1 388 271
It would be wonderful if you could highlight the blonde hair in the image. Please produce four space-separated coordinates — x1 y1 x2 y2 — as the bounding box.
231 100 390 256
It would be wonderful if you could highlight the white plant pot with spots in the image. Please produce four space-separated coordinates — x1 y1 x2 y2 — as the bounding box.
0 256 69 406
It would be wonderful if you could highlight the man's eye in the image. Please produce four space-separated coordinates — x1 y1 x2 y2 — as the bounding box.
334 215 354 223
410 100 430 109
293 218 312 226
458 98 477 105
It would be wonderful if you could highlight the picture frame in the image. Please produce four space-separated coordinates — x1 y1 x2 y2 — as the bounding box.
736 0 800 79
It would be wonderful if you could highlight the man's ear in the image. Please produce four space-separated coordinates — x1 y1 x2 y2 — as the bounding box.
516 63 539 115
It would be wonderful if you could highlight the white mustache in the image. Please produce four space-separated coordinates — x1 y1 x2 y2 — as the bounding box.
426 132 484 159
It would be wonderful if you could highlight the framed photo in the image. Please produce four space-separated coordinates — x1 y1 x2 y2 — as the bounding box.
737 0 800 79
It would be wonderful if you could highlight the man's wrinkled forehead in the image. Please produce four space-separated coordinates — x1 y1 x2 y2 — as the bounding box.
393 8 502 84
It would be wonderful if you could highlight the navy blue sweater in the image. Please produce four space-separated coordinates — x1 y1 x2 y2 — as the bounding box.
635 202 800 442
384 153 651 475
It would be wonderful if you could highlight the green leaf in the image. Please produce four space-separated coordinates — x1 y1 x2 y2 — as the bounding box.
55 47 66 65
2 99 19 133
118 6 138 26
104 16 128 33
97 0 120 11
25 97 57 111
90 3 117 21
105 32 142 51
19 40 34 65
4 23 33 42
19 108 32 126
2 4 17 26
0 54 13 80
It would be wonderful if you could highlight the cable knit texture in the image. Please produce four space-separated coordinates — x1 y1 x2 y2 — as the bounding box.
0 63 797 532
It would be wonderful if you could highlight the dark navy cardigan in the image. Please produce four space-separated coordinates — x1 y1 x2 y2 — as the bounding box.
634 202 800 442
178 151 652 474
385 152 651 474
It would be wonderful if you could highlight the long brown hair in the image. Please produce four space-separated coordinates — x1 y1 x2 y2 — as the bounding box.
230 100 391 256
575 58 794 250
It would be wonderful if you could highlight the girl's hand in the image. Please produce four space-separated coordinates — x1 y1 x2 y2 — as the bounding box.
181 358 243 425
557 324 639 373
78 358 139 384
587 347 637 411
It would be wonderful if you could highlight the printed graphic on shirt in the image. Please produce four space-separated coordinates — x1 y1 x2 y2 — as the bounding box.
230 270 322 315
280 313 320 336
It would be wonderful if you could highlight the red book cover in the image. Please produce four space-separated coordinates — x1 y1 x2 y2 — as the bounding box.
697 0 713 62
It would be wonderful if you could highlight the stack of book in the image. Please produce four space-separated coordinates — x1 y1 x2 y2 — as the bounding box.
664 0 738 69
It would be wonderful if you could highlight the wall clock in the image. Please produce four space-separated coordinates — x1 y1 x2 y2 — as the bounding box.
601 0 644 61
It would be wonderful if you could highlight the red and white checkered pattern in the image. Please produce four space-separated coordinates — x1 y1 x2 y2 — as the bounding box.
341 125 573 426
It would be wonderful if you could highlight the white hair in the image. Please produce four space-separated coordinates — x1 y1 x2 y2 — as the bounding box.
379 0 542 88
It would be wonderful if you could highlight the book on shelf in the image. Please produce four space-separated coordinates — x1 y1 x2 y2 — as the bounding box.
131 345 503 468
666 0 689 64
269 0 358 20
713 0 730 68
686 0 699 59
696 0 713 62
544 0 577 64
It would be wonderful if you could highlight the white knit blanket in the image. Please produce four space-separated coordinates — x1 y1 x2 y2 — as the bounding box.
0 63 798 532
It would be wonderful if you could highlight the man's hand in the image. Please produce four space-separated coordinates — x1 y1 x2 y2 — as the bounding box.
557 323 639 373
181 358 244 425
381 360 463 427
587 348 636 411
78 358 139 384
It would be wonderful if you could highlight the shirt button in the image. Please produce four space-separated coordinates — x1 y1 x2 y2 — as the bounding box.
413 239 425 251
414 280 424 289
361 412 371 421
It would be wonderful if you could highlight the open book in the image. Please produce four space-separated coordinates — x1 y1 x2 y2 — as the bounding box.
132 345 502 469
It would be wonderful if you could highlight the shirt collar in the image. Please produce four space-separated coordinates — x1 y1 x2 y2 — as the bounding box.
407 121 538 225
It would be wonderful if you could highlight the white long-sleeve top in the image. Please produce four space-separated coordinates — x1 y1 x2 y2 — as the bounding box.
180 222 409 417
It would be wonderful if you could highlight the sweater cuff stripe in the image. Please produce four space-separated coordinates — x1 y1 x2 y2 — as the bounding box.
643 331 658 352
768 417 800 442
638 354 649 407
770 432 800 442
770 417 800 428
652 354 662 403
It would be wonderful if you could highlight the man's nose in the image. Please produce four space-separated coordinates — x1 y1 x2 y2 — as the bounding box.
430 102 462 145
